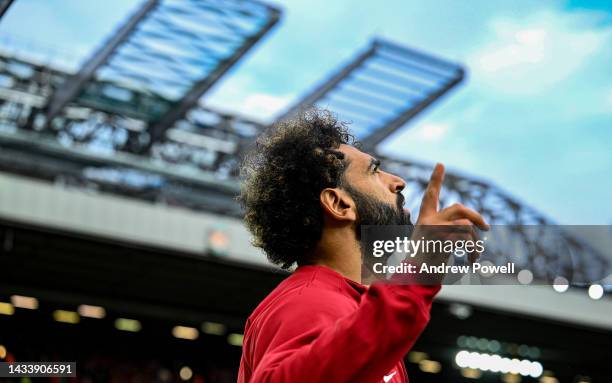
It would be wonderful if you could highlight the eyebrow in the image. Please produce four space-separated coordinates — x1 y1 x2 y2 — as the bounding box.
368 157 381 173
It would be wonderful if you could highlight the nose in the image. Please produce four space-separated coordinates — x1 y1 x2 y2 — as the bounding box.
384 171 405 194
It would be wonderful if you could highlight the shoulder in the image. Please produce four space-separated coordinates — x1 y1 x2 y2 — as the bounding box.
242 267 358 368
243 276 353 362
246 266 360 339
250 273 354 329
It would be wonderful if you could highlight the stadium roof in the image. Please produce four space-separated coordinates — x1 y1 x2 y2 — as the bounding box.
275 39 465 149
43 0 280 153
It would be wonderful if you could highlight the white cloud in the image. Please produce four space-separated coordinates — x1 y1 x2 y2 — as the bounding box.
241 94 294 121
204 70 297 122
469 11 612 95
206 88 294 122
413 122 451 141
477 28 547 72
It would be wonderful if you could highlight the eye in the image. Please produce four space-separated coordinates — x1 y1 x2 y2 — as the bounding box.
373 164 381 173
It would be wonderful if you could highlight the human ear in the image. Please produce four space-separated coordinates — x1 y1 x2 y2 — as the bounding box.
320 188 357 222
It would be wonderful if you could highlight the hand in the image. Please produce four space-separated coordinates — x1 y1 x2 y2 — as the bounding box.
417 163 488 227
412 163 489 264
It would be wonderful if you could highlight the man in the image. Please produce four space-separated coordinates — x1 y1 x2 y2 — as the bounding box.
237 110 488 383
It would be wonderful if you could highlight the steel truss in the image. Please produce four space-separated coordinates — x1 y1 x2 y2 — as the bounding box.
40 0 279 153
380 155 609 285
0 39 607 285
0 0 13 20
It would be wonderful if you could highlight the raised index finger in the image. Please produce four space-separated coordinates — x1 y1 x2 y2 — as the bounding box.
419 163 445 217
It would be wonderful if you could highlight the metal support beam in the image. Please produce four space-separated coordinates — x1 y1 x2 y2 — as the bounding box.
143 7 281 153
43 0 159 123
0 0 14 19
374 39 462 73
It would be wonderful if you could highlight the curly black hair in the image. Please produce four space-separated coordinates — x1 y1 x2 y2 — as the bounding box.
239 109 357 269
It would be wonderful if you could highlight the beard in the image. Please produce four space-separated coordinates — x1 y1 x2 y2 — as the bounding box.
343 183 413 239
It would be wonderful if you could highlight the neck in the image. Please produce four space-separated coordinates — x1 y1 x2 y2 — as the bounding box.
310 225 362 283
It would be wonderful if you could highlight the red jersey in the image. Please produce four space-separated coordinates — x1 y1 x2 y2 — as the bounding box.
238 264 440 383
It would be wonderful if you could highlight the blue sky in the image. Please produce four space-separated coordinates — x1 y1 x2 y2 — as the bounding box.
1 0 610 224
